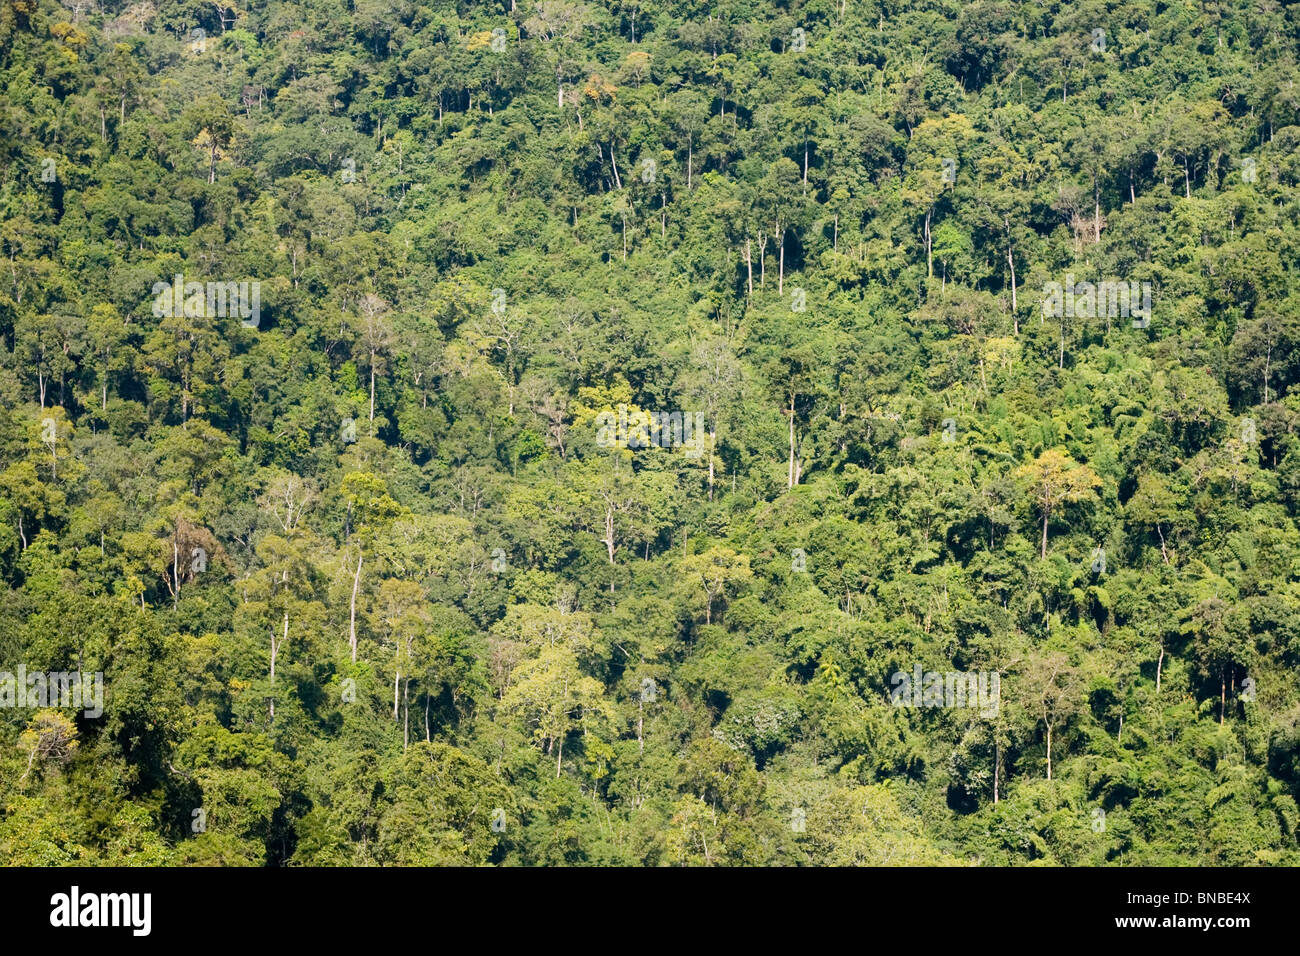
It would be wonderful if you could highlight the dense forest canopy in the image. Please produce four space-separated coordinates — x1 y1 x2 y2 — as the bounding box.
2 0 1300 865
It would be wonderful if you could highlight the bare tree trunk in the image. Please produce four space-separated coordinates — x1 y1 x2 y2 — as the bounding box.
1093 181 1101 242
708 427 716 501
349 549 363 662
787 394 796 489
925 209 933 278
270 612 286 720
778 231 785 295
993 741 999 803
1006 231 1018 312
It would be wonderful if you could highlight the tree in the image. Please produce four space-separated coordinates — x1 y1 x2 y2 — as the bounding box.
500 643 613 777
680 546 751 625
340 472 404 662
1020 651 1082 781
1014 449 1102 559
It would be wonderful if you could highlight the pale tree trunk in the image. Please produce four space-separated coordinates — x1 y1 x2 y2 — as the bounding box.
1006 229 1018 312
1093 181 1101 242
604 507 616 564
1156 644 1164 694
708 427 716 501
349 549 363 662
993 741 999 803
778 231 785 295
925 209 933 278
787 395 796 489
1045 722 1053 780
270 611 287 720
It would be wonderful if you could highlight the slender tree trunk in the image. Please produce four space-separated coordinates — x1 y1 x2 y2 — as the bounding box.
778 231 785 295
744 239 753 297
349 549 363 662
993 741 999 803
270 612 286 720
787 393 796 489
369 352 376 425
1045 722 1053 780
1041 510 1049 559
1093 181 1101 243
1156 644 1164 693
925 209 933 278
708 427 716 501
1006 231 1018 312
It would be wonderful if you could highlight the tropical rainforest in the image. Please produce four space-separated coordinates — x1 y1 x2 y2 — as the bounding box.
2 0 1300 866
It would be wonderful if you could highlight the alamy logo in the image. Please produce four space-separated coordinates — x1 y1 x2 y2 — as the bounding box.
0 666 103 718
151 274 262 328
595 405 706 458
50 886 151 936
1042 274 1151 327
890 664 999 717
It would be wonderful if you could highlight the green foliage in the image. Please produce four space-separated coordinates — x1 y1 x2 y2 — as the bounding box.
1 0 1299 866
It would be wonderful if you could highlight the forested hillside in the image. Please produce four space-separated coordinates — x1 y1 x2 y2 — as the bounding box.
2 0 1300 866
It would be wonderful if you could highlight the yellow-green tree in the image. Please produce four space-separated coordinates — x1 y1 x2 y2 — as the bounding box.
1014 449 1102 558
